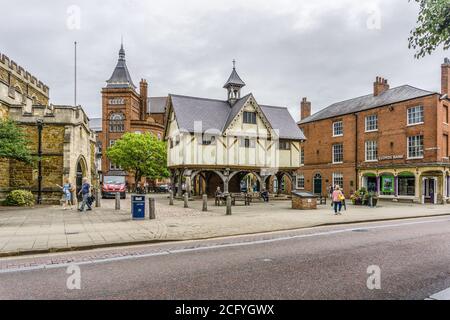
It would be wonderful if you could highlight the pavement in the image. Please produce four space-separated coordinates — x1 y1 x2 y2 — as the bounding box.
0 215 449 299
1 194 450 257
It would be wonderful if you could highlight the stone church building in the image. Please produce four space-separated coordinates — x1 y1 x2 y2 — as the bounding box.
0 50 97 204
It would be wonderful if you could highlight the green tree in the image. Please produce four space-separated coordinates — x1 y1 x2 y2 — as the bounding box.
106 132 169 188
409 0 450 58
0 119 33 164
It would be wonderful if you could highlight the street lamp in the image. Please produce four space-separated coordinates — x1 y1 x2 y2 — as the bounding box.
36 119 44 205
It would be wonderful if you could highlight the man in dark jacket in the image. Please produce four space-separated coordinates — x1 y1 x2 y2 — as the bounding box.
78 177 92 212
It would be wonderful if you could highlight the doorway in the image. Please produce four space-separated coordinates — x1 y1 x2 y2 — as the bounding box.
423 177 437 204
313 173 322 195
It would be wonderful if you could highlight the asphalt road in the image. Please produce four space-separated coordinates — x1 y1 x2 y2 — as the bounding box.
0 216 449 300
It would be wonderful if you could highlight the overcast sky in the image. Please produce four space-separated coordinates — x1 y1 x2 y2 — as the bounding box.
1 0 448 120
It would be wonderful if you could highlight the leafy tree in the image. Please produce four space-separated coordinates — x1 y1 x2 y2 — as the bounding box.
106 132 169 188
409 0 450 58
0 119 33 164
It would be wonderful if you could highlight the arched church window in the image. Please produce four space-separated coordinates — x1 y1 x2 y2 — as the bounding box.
109 112 125 132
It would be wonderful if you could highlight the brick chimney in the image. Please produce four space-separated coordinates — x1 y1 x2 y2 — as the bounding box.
373 76 389 96
300 97 311 120
139 79 148 120
441 58 450 96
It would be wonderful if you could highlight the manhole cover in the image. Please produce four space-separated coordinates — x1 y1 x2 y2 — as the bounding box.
262 258 274 262
352 229 369 233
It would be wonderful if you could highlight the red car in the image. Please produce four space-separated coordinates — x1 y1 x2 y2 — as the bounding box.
102 176 127 199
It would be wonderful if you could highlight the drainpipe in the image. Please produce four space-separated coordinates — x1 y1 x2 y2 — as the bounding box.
354 113 359 191
36 119 44 204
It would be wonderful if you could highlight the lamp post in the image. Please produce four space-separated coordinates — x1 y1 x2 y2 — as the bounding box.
36 119 44 205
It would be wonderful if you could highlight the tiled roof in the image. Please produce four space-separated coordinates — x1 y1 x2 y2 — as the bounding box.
106 44 136 89
169 94 305 140
299 85 435 124
148 96 167 114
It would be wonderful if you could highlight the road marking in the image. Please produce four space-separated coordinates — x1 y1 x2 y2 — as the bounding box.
0 217 449 274
428 287 450 300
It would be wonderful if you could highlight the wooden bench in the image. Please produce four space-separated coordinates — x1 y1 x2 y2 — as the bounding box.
231 193 251 206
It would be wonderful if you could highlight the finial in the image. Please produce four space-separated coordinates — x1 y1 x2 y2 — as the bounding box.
232 59 236 69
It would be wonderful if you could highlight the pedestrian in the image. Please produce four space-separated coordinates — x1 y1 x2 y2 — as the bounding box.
78 177 92 212
56 178 73 210
332 185 345 215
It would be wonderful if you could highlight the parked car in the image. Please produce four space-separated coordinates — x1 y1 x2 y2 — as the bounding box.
155 184 169 193
102 176 126 199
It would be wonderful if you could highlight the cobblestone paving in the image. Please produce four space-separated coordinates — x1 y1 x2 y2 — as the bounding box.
0 194 450 257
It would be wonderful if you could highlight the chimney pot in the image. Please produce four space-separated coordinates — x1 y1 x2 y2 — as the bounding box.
300 97 311 120
442 58 450 96
374 76 389 96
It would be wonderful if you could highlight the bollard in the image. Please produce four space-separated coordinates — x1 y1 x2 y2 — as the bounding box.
202 194 208 212
226 195 232 215
169 191 174 206
149 197 156 220
115 192 120 210
184 193 189 208
95 188 101 208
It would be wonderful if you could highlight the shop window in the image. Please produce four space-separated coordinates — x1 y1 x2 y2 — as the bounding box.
398 174 415 196
380 175 395 196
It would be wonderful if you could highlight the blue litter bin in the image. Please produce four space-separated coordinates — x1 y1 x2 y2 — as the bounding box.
131 195 146 220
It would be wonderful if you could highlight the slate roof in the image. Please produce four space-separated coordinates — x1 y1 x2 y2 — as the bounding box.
89 117 102 132
106 45 136 89
148 96 167 114
169 94 305 140
223 67 246 88
298 85 435 124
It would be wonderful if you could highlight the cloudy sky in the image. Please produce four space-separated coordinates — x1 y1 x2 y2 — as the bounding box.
1 0 448 120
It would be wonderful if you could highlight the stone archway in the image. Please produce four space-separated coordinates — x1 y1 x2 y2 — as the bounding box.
75 156 88 200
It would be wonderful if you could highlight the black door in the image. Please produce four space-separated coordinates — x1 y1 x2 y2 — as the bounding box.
314 174 322 195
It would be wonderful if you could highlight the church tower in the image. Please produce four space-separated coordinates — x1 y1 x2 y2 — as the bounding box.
223 60 245 105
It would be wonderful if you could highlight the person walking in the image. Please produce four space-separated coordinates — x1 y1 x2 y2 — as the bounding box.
332 185 345 215
56 178 73 210
78 177 92 212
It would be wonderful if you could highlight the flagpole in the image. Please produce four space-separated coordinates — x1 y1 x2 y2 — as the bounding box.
74 41 77 107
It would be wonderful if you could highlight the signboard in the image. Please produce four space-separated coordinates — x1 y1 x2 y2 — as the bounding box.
379 155 404 161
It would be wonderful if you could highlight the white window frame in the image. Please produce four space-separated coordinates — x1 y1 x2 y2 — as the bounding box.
332 173 344 189
365 114 378 132
407 106 424 126
407 135 424 159
296 175 305 189
365 140 378 162
332 144 344 164
333 121 343 137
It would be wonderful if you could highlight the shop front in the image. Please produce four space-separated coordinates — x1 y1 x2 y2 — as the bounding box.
359 167 450 204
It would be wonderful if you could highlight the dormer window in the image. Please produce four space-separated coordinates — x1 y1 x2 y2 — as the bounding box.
243 111 257 124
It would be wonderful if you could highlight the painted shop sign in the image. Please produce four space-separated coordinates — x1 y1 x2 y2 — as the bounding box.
379 155 404 161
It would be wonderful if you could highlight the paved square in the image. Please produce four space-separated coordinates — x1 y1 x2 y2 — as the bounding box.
0 194 449 256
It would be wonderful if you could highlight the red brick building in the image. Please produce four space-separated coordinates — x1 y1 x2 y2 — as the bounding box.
93 44 167 188
297 59 450 204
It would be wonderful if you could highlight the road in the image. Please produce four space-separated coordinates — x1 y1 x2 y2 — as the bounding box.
0 216 449 299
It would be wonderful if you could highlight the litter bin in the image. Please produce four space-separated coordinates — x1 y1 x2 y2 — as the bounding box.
131 195 146 220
